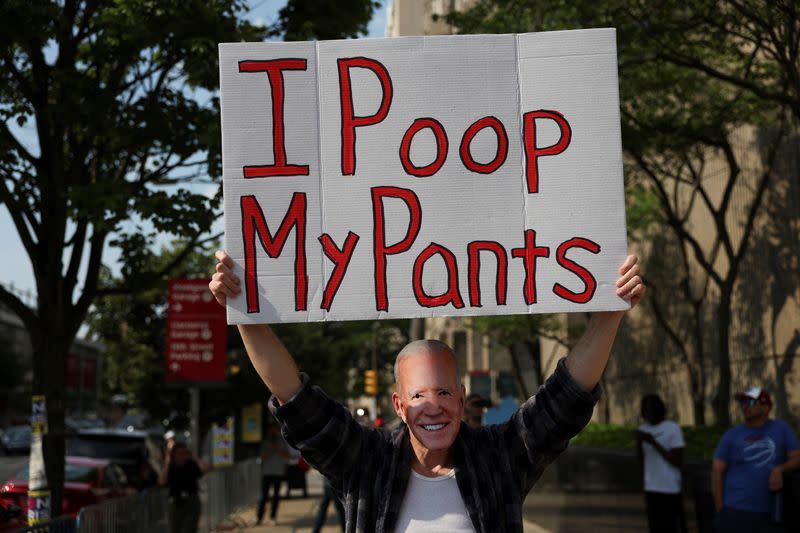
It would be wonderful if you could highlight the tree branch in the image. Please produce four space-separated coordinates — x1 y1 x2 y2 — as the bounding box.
633 152 724 287
0 121 38 165
0 283 38 332
660 51 798 117
95 231 222 298
70 229 106 338
0 178 39 259
63 218 88 303
728 121 787 284
646 282 693 371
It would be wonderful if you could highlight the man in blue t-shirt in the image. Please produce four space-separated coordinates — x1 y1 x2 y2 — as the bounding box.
712 387 800 532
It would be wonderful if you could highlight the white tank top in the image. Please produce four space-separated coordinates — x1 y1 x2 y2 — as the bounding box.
394 469 475 532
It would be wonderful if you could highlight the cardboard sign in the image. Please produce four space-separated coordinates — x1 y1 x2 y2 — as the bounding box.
241 403 263 443
219 29 628 324
166 279 228 382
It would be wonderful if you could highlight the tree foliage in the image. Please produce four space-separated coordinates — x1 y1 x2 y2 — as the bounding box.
470 314 565 397
0 0 385 514
86 240 220 419
269 0 381 41
88 240 409 431
446 0 797 425
0 0 266 514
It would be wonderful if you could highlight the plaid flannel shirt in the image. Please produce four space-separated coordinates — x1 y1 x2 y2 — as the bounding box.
269 357 599 532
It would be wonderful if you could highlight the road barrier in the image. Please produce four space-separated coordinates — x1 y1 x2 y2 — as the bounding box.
202 457 261 531
75 486 169 533
11 458 260 533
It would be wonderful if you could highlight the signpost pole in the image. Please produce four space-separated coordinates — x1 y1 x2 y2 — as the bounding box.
190 386 200 457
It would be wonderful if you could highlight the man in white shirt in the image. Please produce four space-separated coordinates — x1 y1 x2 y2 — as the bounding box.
637 393 686 533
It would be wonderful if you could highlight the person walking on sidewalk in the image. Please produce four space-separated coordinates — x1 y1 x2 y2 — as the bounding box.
160 440 209 533
256 423 291 525
636 393 686 533
311 478 346 533
209 251 645 533
712 387 800 533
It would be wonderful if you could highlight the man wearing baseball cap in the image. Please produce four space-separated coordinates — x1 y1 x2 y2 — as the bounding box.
712 387 800 532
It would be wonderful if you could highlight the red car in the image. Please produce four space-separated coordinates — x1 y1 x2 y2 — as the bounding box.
0 499 25 533
0 456 134 517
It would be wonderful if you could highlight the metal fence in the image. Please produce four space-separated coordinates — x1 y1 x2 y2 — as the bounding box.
202 457 261 532
11 458 261 533
75 487 169 533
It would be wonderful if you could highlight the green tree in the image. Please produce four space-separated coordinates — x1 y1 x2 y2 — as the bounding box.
470 314 565 398
269 0 380 41
86 239 221 420
0 0 266 514
445 0 795 425
89 244 408 425
0 0 385 512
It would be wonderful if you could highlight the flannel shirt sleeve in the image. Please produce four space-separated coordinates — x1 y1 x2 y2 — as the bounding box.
509 357 600 488
268 373 369 484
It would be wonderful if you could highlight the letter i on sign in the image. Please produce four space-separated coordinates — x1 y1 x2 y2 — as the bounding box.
238 59 310 178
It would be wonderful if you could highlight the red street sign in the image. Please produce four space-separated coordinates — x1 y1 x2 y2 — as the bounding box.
166 279 227 382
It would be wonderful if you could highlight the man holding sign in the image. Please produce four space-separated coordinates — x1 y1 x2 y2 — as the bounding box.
209 251 643 531
215 28 641 531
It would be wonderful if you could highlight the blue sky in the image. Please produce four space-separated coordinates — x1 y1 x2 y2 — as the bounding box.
0 1 388 303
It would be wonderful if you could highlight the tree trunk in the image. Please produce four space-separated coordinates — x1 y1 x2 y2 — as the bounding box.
524 339 544 388
30 324 68 517
714 292 732 427
775 330 800 425
691 305 707 426
508 343 530 399
693 363 707 426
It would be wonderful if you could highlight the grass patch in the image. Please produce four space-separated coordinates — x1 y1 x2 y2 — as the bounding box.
572 423 729 460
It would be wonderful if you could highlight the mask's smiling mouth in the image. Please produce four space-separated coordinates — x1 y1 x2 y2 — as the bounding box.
420 423 448 431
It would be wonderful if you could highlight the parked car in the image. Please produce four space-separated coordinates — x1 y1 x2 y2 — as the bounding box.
0 456 134 517
67 428 163 490
65 416 105 434
0 426 31 455
112 413 161 434
0 499 25 533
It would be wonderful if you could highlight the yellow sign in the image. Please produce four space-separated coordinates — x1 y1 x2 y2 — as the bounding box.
241 403 262 443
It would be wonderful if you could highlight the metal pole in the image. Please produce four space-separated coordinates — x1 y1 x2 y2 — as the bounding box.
372 322 378 371
189 386 200 457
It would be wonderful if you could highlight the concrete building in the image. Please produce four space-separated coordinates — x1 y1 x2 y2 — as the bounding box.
0 287 103 425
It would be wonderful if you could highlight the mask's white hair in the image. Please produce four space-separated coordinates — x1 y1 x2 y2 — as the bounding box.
393 339 460 385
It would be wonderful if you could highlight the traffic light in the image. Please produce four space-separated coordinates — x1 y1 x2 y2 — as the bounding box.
364 369 378 396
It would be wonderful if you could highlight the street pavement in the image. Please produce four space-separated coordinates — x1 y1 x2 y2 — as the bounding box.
0 456 672 532
226 498 551 533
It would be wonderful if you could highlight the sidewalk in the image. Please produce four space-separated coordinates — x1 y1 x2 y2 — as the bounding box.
219 470 550 533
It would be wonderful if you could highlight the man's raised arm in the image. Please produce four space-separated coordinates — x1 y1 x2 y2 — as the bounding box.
565 254 644 391
209 250 302 403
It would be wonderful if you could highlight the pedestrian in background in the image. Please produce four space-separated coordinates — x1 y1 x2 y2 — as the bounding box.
256 423 290 525
463 393 490 428
311 478 346 533
159 440 208 533
712 387 800 533
636 393 686 533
